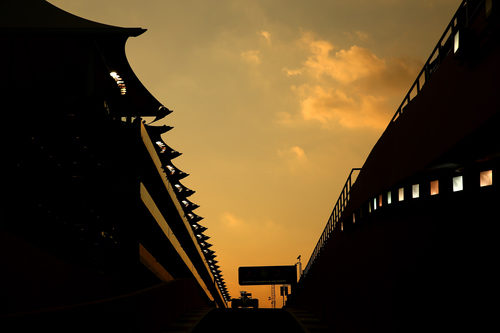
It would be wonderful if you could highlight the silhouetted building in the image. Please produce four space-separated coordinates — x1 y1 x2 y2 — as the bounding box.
1 0 228 330
288 1 500 332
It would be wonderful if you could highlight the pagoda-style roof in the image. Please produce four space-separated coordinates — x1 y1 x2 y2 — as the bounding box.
0 1 170 118
0 0 145 36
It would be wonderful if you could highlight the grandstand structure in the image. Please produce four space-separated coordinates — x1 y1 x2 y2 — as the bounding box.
288 1 500 331
1 0 228 330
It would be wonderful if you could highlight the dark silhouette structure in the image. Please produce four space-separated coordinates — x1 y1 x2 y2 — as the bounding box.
192 309 304 333
1 0 228 331
288 1 500 331
3 0 499 331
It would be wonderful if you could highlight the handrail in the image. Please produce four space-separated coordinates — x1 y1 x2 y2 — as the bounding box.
390 0 480 124
302 168 361 278
300 0 490 281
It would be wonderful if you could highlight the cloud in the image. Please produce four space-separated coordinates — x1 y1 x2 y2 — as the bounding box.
298 85 390 129
304 42 386 83
283 33 421 130
355 30 370 41
290 146 307 161
344 30 370 42
241 50 261 64
221 212 245 228
220 212 284 238
279 145 307 162
260 30 272 45
278 145 309 172
283 68 303 77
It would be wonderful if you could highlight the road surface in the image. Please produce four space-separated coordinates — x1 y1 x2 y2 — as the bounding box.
191 308 305 333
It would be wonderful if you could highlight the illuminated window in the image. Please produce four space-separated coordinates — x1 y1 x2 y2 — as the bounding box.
453 176 463 192
480 170 493 187
430 180 439 195
387 191 392 204
368 201 372 213
378 194 383 207
373 198 377 210
341 222 344 231
454 30 459 53
412 184 420 198
398 187 404 201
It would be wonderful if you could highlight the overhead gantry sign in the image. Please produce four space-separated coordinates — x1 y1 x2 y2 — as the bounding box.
238 265 297 286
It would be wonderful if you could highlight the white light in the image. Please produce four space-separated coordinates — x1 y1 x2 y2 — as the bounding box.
155 141 166 153
453 176 463 192
454 30 459 53
480 170 493 187
373 198 377 210
387 191 392 204
430 180 439 195
398 187 404 201
412 184 420 198
109 71 127 95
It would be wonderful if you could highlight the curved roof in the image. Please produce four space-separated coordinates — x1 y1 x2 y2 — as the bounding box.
0 0 145 36
0 1 167 118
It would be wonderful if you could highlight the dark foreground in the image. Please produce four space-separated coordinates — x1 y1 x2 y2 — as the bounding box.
191 308 305 333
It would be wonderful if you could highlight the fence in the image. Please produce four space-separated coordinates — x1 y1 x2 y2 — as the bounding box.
302 168 361 277
300 0 492 279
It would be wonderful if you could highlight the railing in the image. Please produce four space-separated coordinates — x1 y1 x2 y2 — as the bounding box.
390 0 485 123
302 168 361 277
300 0 492 281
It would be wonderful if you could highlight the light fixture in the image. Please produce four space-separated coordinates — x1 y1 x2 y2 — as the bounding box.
155 141 166 153
430 180 439 195
412 184 419 198
109 71 127 95
480 170 493 187
454 30 460 54
453 176 463 192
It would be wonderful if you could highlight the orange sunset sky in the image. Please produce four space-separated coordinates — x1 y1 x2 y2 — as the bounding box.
49 0 461 307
